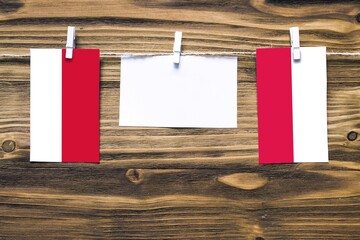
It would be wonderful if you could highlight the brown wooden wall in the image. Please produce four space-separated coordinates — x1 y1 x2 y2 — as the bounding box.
0 0 359 239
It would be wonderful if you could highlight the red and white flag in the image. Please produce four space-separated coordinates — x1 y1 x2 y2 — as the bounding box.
256 47 328 164
30 49 100 163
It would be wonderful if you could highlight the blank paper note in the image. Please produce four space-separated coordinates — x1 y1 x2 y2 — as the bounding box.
119 56 238 128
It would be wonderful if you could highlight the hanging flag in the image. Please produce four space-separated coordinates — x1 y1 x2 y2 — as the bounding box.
256 47 328 164
30 49 100 163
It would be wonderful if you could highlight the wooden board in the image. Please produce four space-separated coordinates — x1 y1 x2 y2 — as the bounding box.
0 0 359 239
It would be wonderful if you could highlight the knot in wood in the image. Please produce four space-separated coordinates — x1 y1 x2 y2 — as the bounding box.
125 169 144 184
0 0 24 14
347 131 358 141
2 140 16 153
255 237 265 240
218 173 268 190
356 13 360 23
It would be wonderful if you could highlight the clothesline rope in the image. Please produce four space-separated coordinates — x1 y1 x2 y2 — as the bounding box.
0 51 360 58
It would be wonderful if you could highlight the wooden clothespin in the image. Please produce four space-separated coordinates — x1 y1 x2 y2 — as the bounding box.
66 26 76 59
290 27 301 61
173 31 182 64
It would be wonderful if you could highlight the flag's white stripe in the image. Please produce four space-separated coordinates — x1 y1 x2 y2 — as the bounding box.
30 49 62 162
291 47 329 163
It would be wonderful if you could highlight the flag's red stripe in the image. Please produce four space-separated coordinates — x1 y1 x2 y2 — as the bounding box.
62 49 100 163
256 48 294 164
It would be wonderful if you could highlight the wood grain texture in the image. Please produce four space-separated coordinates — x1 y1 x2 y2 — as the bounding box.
0 0 359 239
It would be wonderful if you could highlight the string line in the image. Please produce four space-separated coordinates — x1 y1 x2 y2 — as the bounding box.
0 51 360 58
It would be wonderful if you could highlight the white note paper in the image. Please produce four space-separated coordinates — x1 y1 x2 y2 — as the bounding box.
119 56 237 128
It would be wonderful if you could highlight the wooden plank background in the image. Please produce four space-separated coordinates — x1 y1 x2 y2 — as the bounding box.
0 0 360 239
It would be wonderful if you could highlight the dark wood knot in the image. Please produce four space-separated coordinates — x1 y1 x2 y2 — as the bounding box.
356 13 360 23
0 0 24 14
255 237 265 240
2 140 16 153
347 131 358 141
125 169 144 184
